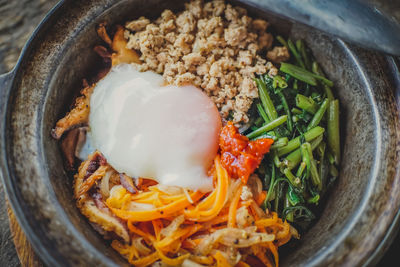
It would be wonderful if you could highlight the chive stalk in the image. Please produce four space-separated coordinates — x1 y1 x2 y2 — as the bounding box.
256 79 278 121
307 98 329 131
277 126 325 157
296 94 319 114
327 100 340 164
246 115 288 139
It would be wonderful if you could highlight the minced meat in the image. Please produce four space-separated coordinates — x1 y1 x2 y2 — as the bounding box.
124 0 280 124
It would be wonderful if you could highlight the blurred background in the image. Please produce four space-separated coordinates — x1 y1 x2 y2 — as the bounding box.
0 0 398 266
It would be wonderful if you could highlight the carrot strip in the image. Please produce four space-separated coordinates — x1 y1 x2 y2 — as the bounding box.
256 191 267 206
155 227 191 248
129 252 159 267
190 255 215 265
214 251 231 267
127 221 155 242
255 212 278 228
268 242 279 267
228 184 243 228
154 246 189 266
152 219 163 241
236 261 251 267
256 251 274 267
109 191 204 221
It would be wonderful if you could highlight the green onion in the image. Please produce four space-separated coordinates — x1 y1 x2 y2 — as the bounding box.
277 126 325 157
288 39 305 69
284 134 323 170
276 35 288 48
256 78 278 121
246 115 287 139
296 94 319 114
256 103 269 123
280 63 334 87
307 98 329 131
327 100 340 164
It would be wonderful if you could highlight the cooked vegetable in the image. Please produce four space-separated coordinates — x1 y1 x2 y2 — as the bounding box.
244 38 340 229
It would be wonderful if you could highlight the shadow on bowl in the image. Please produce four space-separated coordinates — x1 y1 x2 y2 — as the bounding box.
0 0 399 266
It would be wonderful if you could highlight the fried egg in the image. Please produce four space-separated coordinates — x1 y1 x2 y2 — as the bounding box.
89 64 221 192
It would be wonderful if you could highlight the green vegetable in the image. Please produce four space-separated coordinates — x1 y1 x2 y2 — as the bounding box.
296 94 319 114
246 115 288 139
307 98 329 131
288 39 306 69
277 126 325 156
281 62 334 87
245 38 340 228
256 78 278 121
327 100 340 164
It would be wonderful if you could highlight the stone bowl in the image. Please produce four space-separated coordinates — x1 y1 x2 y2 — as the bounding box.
0 0 399 266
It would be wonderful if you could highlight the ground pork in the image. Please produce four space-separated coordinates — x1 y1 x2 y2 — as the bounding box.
124 0 280 124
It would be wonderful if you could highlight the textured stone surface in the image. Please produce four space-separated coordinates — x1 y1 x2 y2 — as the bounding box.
0 0 57 266
0 0 58 73
0 0 399 266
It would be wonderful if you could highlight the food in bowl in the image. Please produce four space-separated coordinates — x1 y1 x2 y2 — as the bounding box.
52 0 340 266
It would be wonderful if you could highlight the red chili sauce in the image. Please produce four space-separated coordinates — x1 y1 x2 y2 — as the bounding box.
219 122 274 184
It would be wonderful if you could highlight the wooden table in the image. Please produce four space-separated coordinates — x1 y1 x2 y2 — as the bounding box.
0 0 399 266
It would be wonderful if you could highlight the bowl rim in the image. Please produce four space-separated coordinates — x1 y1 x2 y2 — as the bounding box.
0 1 400 266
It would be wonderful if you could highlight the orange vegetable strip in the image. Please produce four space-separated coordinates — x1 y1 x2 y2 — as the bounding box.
236 261 251 267
204 213 229 228
214 251 230 267
110 191 204 221
181 224 203 240
185 156 228 222
228 184 243 228
129 252 159 267
127 221 155 242
190 255 215 265
199 156 228 217
154 246 189 266
255 212 278 228
184 190 217 217
256 251 273 267
152 219 163 241
268 242 279 267
256 191 267 206
276 220 291 240
155 227 191 248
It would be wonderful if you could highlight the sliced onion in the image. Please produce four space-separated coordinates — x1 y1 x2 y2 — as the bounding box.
236 206 254 228
196 227 274 255
156 184 183 195
125 201 155 211
132 237 151 256
160 215 184 238
100 170 113 198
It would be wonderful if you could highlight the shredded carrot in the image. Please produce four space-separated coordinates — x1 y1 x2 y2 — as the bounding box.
214 251 231 267
127 220 155 243
129 252 159 267
154 245 189 266
74 124 294 267
256 190 267 206
109 191 204 221
268 242 279 267
228 184 243 228
190 255 215 265
152 219 163 241
236 261 251 267
255 212 278 228
256 250 274 267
